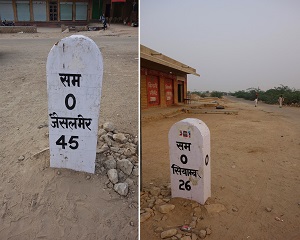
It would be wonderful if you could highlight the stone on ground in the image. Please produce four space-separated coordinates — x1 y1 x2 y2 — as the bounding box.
140 212 151 223
157 204 175 214
107 169 118 184
114 182 128 196
103 122 115 132
117 159 133 175
161 229 177 239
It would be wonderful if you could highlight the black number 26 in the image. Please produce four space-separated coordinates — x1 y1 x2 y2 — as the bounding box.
56 135 79 149
179 180 191 191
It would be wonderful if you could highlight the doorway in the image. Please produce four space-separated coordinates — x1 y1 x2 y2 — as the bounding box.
178 82 184 103
49 0 58 21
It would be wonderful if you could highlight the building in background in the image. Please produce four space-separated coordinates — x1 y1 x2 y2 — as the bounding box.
140 45 200 109
0 0 138 26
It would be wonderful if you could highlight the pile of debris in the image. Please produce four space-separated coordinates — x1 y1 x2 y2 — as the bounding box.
95 122 138 197
141 185 216 239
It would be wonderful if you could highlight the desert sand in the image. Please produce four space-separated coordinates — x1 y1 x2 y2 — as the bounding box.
141 97 300 240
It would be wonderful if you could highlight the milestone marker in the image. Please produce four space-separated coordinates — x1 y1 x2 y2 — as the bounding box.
168 118 211 204
46 35 103 173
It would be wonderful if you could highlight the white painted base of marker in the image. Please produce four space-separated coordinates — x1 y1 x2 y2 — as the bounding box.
169 118 211 205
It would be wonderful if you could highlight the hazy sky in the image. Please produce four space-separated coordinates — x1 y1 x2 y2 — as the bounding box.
140 0 300 92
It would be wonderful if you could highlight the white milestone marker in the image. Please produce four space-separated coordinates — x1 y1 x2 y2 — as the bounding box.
168 118 211 204
47 35 103 173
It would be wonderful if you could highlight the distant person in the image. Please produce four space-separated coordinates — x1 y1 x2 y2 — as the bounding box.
278 95 284 108
100 14 107 30
254 98 258 107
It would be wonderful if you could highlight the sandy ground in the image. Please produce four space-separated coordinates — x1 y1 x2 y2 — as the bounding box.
0 25 138 239
141 97 300 240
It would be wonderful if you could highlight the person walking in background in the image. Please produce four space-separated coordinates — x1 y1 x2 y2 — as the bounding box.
100 14 107 30
278 95 284 108
254 98 258 107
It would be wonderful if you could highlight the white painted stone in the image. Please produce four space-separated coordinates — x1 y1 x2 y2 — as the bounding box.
47 35 103 173
168 118 211 205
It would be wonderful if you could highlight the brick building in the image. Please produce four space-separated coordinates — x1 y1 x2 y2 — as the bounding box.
140 45 200 109
0 0 138 26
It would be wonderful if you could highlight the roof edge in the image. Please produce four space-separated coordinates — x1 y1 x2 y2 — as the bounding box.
140 45 200 77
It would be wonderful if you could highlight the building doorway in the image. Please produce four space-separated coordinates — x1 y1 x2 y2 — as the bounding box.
105 4 111 20
92 0 102 20
49 0 58 21
178 81 184 103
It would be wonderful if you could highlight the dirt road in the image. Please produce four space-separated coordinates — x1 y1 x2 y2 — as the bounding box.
0 25 138 239
141 98 300 239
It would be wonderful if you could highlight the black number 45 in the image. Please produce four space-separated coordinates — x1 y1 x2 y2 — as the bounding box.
56 135 79 150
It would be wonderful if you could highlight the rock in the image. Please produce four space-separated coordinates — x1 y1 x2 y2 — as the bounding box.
110 147 120 152
124 148 133 157
18 155 25 161
265 207 272 212
150 186 161 196
155 198 165 205
155 227 163 233
125 177 134 186
232 206 239 212
206 228 212 235
140 212 151 223
191 233 198 240
57 171 61 175
130 221 134 226
98 128 106 137
144 208 154 214
117 159 133 175
113 133 127 143
86 175 91 180
98 143 109 153
175 234 183 239
157 204 175 214
216 105 225 109
148 203 154 208
107 182 113 189
204 203 226 214
199 230 206 239
132 166 139 176
161 215 168 221
114 182 128 196
191 202 199 208
161 229 177 239
104 159 117 170
131 156 138 162
107 169 118 184
275 217 281 221
103 135 112 146
118 170 127 182
103 122 115 132
189 220 196 228
181 236 192 240
193 207 202 217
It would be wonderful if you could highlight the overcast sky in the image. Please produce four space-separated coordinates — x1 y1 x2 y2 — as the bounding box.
140 0 300 92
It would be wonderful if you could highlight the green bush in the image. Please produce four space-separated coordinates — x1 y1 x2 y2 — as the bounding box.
210 91 223 98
